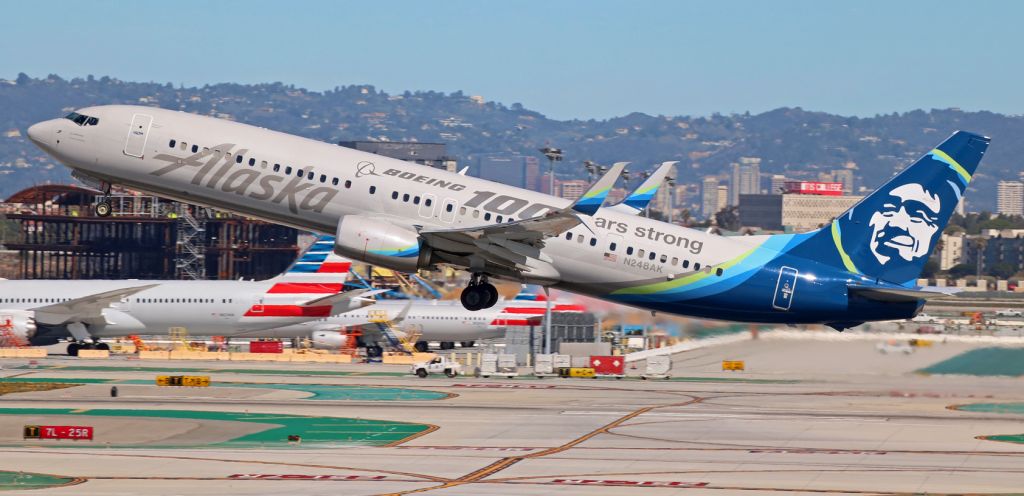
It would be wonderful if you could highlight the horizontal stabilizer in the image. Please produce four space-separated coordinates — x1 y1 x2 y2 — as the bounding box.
849 285 955 303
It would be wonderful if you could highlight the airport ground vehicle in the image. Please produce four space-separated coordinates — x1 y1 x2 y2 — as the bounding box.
995 309 1023 317
411 356 461 378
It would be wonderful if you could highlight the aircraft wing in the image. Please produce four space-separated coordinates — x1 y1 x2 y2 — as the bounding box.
300 288 388 309
606 161 676 215
418 163 626 275
30 284 159 326
848 285 956 303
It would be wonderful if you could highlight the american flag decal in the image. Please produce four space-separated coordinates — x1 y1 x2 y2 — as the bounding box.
603 252 617 262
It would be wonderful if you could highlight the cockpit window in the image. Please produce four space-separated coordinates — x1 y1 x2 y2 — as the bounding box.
64 112 99 126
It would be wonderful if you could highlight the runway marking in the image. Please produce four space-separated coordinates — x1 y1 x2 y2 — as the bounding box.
0 448 449 483
378 395 705 495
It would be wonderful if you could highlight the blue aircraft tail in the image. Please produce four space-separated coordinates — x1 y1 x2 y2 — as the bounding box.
794 131 990 286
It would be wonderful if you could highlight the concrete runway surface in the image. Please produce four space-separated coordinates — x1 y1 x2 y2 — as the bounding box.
1 338 1023 495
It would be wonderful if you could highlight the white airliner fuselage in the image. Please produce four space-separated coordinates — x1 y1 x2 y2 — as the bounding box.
29 105 987 328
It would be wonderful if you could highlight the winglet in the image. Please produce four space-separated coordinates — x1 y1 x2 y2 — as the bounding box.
614 161 676 214
392 300 414 324
570 161 627 216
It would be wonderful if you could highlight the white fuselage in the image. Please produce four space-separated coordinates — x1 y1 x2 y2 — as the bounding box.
27 105 754 300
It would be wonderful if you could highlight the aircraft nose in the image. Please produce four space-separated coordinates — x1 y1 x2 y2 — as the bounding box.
26 120 53 147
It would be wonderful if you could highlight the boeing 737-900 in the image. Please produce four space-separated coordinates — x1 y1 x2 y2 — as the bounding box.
27 106 989 330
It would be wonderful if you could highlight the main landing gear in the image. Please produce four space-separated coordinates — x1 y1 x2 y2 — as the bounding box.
460 274 498 311
95 181 113 217
66 340 110 357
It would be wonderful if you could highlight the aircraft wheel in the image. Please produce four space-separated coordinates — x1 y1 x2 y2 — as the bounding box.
460 341 475 348
460 285 486 311
440 342 454 350
95 201 112 217
95 342 110 351
66 342 80 357
414 341 429 353
480 283 499 309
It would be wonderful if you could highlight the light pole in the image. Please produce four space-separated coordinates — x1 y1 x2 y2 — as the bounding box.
539 147 563 196
666 175 676 224
583 160 605 185
538 147 562 355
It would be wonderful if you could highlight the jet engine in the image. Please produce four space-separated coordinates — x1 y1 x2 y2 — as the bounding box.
334 215 430 272
311 330 344 350
0 309 37 346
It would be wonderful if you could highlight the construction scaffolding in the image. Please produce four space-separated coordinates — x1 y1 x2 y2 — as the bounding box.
1 185 299 281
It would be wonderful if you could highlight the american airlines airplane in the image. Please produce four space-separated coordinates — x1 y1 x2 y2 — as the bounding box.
0 236 380 355
27 106 989 330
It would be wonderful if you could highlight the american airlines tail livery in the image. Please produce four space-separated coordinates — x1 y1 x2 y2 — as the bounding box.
0 233 380 355
28 106 989 330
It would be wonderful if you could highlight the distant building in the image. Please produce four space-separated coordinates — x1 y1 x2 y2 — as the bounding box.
701 177 719 217
739 193 863 231
964 234 1024 277
997 181 1024 216
730 157 761 205
559 180 589 201
716 185 729 212
831 168 855 195
783 181 844 196
939 233 965 270
338 141 457 172
769 174 787 195
476 154 540 190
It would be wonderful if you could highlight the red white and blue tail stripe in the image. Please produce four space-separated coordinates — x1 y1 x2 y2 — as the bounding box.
245 235 355 318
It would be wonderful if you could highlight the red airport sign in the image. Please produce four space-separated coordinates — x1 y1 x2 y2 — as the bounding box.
23 425 93 441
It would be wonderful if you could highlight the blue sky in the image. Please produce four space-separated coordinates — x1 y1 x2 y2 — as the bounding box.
2 0 1021 120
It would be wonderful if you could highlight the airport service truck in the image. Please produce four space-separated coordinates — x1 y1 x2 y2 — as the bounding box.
411 356 461 378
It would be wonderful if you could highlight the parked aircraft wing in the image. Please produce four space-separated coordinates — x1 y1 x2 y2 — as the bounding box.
31 284 159 326
848 285 955 303
418 163 626 275
607 161 676 215
299 288 387 308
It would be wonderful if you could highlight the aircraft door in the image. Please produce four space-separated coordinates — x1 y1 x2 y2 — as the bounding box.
250 296 264 314
440 198 457 223
123 113 153 158
772 266 798 311
419 194 437 219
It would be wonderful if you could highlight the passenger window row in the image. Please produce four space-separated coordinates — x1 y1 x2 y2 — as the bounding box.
0 297 72 303
390 190 431 207
134 298 226 303
168 139 353 188
565 231 724 277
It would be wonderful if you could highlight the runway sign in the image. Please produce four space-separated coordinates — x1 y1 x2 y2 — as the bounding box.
155 375 211 387
722 360 745 371
23 425 93 441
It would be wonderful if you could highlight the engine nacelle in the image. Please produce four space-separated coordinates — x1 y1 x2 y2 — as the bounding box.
334 215 429 273
311 330 344 350
0 309 37 345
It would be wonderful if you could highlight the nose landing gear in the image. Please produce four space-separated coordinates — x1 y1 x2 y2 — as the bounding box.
460 274 499 311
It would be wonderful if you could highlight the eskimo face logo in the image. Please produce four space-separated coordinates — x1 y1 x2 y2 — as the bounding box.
355 161 378 178
867 183 941 264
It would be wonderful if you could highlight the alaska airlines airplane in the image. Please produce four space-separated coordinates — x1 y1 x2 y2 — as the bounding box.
27 106 989 330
